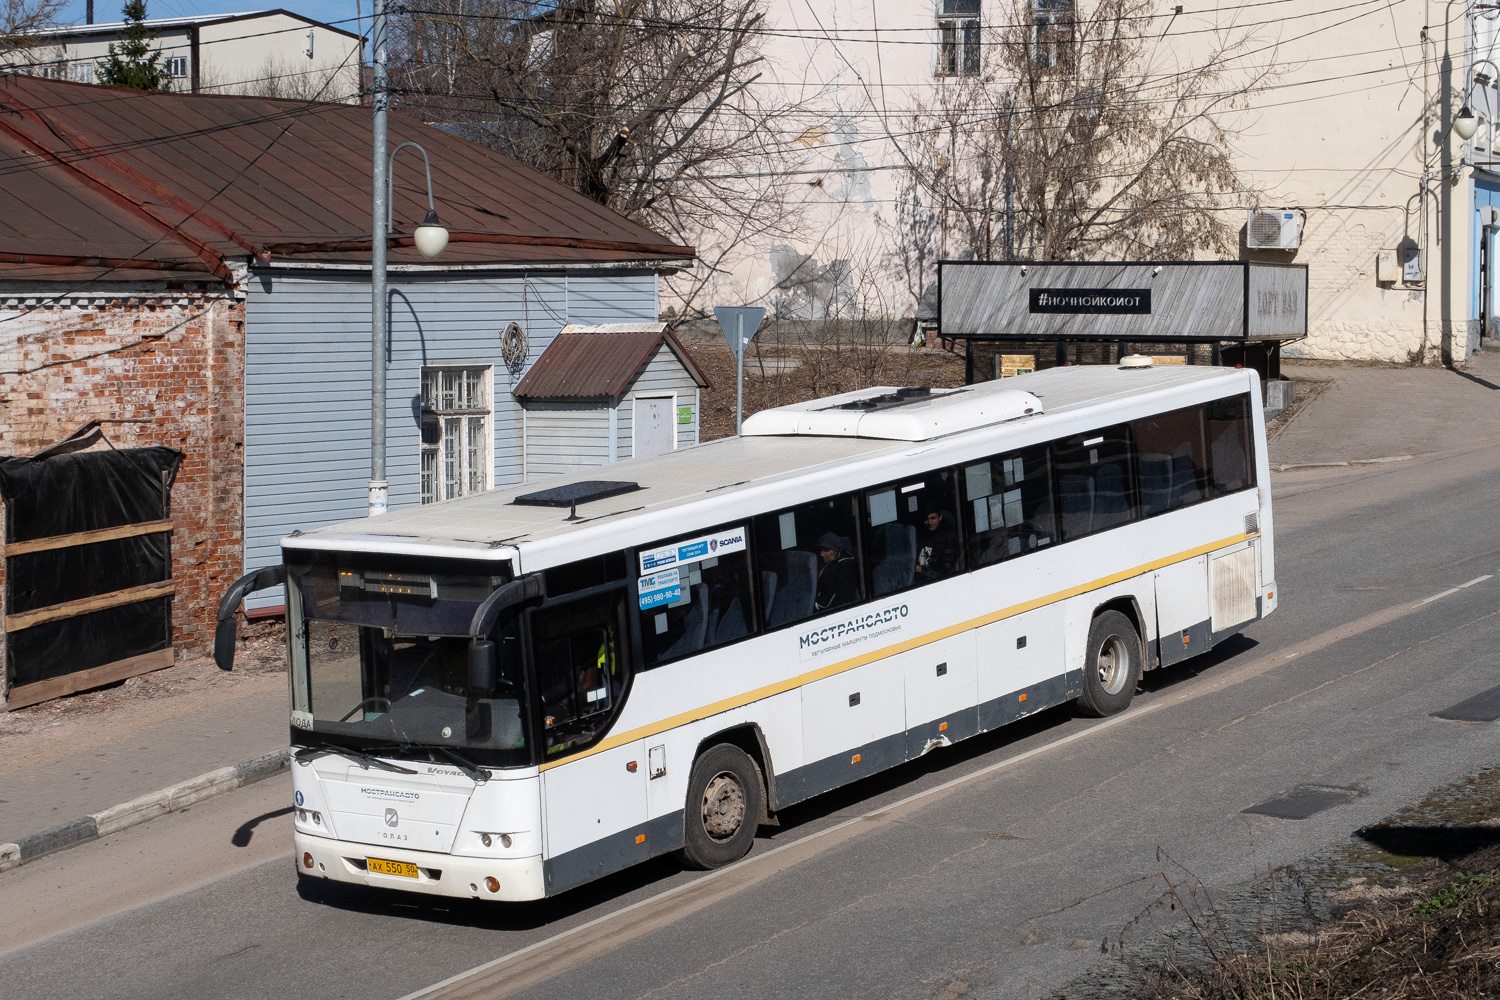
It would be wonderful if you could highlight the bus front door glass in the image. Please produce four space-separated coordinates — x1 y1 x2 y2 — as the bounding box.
532 592 628 757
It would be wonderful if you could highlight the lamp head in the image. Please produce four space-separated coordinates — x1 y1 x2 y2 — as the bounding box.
1455 105 1480 140
413 208 449 259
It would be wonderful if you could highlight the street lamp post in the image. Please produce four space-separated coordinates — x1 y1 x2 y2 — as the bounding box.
368 16 449 517
368 0 390 516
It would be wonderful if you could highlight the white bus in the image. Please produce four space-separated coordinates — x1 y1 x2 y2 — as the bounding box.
215 361 1274 901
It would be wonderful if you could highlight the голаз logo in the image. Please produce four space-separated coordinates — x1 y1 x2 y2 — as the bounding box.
384 808 399 827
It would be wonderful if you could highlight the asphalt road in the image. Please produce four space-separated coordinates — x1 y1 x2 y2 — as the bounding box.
5 443 1500 1000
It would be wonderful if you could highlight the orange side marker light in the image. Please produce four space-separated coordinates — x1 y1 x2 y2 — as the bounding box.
635 834 646 845
1018 693 1027 703
1183 635 1191 644
626 761 638 773
939 721 948 732
851 754 862 764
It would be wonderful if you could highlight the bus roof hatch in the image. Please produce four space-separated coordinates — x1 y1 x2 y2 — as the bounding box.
742 384 1043 441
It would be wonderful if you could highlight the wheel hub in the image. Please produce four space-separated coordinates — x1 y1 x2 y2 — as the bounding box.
1096 634 1128 695
700 771 746 841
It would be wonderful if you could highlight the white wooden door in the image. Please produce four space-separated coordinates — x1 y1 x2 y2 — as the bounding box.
634 396 675 458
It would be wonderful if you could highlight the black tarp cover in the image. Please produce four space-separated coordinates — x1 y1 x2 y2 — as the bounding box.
0 447 182 689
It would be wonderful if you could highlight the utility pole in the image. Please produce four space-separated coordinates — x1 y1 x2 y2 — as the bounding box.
368 0 389 515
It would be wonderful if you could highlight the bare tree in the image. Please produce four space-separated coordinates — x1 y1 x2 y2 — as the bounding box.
198 55 362 102
390 0 821 317
1 0 64 55
896 0 1268 263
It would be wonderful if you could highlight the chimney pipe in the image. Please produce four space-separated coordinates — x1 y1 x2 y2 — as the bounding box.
87 0 94 24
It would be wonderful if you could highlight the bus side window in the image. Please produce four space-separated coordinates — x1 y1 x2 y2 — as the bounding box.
1132 404 1210 517
751 494 863 628
1207 394 1256 495
1052 424 1138 542
962 443 1054 569
531 592 627 757
864 469 963 597
637 523 757 665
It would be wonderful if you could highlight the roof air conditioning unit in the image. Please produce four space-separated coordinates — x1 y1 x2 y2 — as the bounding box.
1246 209 1301 250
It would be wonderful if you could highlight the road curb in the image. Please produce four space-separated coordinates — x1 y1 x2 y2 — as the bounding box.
0 748 289 874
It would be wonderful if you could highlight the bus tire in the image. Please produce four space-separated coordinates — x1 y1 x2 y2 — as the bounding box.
1078 610 1141 718
679 743 764 870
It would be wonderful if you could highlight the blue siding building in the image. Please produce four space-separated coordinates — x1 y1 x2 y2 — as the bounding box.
243 271 664 607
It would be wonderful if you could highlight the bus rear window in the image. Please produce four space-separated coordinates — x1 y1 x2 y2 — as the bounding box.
1207 394 1256 494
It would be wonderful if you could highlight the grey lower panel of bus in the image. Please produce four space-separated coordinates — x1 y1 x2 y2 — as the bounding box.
544 810 685 896
777 671 1080 809
1159 619 1213 668
540 608 1271 896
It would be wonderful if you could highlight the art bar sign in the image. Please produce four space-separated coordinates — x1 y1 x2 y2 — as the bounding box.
1029 288 1151 315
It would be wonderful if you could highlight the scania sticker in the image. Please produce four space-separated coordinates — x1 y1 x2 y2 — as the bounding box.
797 604 910 661
639 527 747 574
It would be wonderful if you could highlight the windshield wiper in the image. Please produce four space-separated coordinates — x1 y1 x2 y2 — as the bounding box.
294 745 418 774
427 746 490 784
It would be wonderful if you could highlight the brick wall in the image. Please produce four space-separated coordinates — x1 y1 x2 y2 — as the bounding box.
0 286 245 700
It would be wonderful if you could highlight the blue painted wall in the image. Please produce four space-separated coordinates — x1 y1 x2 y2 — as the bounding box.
242 269 660 606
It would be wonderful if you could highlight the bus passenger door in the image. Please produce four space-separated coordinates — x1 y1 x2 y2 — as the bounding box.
902 631 978 756
532 592 650 893
1154 555 1210 667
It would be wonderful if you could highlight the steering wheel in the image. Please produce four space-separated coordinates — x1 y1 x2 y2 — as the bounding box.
338 697 391 723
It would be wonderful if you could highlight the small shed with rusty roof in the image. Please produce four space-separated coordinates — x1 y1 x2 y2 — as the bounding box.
513 323 710 481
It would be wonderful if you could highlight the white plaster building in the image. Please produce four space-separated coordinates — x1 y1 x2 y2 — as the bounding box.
2 9 363 103
700 0 1500 366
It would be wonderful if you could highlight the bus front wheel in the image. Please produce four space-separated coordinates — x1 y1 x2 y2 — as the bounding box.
679 743 764 870
1078 610 1141 718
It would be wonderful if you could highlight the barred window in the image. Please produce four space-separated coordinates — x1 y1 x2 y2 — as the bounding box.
420 367 492 504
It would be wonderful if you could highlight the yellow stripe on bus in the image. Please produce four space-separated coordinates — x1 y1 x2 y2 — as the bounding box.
538 532 1256 771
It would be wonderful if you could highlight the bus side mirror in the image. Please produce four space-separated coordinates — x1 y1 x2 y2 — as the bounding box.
468 641 497 693
214 565 286 671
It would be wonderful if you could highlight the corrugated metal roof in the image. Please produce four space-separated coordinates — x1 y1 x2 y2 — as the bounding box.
513 324 709 400
0 75 694 283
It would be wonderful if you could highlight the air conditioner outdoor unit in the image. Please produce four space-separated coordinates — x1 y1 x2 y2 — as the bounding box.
1246 209 1301 250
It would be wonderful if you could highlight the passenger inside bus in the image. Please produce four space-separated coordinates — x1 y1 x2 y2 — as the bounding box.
867 469 962 596
914 509 960 582
814 532 859 610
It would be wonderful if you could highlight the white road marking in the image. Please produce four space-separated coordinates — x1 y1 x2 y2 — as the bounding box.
1419 575 1492 605
393 703 1160 1000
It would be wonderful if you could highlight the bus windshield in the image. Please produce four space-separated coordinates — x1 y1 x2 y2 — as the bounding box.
285 551 532 768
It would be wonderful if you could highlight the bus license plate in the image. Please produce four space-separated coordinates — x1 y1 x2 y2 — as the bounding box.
367 857 419 878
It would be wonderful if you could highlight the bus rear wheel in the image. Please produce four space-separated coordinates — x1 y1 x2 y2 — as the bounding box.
679 743 764 870
1078 610 1141 718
